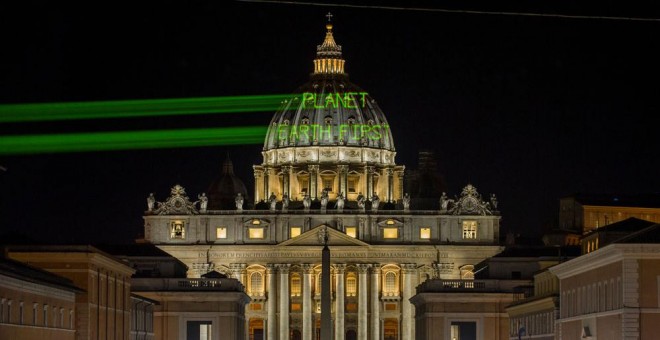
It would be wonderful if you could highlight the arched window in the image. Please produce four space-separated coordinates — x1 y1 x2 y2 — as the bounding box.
291 274 301 297
385 272 397 294
250 272 263 296
346 274 357 297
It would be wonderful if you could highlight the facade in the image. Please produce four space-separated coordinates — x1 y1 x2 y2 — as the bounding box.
559 194 660 234
143 21 504 340
549 224 660 339
505 269 559 340
0 256 80 340
6 245 136 340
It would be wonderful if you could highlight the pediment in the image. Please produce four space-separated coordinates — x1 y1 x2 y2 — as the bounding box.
278 225 370 247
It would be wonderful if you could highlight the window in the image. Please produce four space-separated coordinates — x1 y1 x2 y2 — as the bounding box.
1 298 4 323
249 228 264 239
216 227 227 239
59 308 63 328
290 227 302 238
462 220 477 239
19 302 23 325
383 228 398 239
348 177 358 193
32 304 37 325
420 227 431 239
69 310 73 329
346 274 357 296
384 272 397 294
291 274 301 297
43 305 48 326
170 221 185 239
298 177 309 193
322 178 333 192
250 272 264 296
345 227 357 238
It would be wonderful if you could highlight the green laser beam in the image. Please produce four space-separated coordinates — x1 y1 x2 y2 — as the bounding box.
0 126 268 155
0 94 295 123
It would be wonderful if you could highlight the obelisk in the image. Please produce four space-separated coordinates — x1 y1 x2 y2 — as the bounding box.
321 226 332 340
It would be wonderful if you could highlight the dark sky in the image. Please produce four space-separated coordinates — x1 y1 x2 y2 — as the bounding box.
1 1 659 244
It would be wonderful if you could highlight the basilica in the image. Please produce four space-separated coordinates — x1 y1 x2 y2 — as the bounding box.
143 20 503 340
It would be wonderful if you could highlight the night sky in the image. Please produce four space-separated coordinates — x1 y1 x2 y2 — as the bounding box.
1 1 659 244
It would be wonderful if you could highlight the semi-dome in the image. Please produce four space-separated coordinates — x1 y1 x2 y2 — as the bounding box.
263 22 395 154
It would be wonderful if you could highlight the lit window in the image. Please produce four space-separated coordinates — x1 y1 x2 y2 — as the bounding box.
249 228 264 239
291 274 301 296
346 274 357 296
216 227 227 239
323 178 333 192
348 177 358 193
252 219 261 225
170 221 185 239
386 219 395 225
420 227 431 239
250 272 264 295
346 227 357 238
290 227 302 238
383 228 398 239
462 220 477 239
299 177 309 193
385 272 397 294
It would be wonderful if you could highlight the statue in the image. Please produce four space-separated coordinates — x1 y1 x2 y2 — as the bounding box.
269 192 277 211
303 194 311 210
320 189 329 209
402 193 411 210
440 192 449 211
357 192 366 211
147 193 155 212
490 194 498 210
371 192 380 212
336 192 345 211
282 194 290 210
198 193 208 213
235 193 244 211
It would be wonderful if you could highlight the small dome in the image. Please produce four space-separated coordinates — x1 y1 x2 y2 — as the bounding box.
207 157 249 210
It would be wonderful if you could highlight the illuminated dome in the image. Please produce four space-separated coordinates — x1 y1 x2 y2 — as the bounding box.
263 22 395 153
253 19 404 205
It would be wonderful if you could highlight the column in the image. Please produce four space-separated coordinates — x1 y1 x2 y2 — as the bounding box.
366 166 375 199
309 165 319 200
338 165 348 196
254 167 263 202
281 166 290 198
401 264 416 340
385 168 394 203
335 264 346 340
302 264 314 340
278 264 291 340
264 167 270 201
357 264 371 340
267 264 277 340
396 168 405 201
370 265 381 340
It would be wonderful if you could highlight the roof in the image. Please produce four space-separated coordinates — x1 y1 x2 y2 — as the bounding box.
614 223 660 244
0 255 82 293
492 246 581 258
565 193 660 208
583 217 655 237
96 243 174 257
5 244 132 268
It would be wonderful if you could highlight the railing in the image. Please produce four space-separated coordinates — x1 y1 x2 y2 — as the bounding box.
132 278 245 292
416 279 533 294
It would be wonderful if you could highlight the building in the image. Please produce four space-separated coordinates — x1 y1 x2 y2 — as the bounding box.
142 20 504 340
559 194 660 234
99 243 249 340
6 245 136 340
0 255 80 340
549 223 660 339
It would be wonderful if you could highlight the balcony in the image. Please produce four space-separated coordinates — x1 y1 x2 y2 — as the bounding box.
132 277 245 292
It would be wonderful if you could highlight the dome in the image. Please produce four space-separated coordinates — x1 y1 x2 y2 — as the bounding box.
207 157 249 210
263 23 395 154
